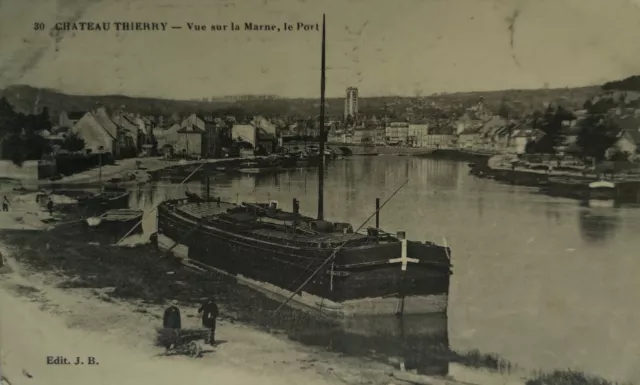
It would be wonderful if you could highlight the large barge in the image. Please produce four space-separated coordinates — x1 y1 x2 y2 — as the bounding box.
157 198 452 317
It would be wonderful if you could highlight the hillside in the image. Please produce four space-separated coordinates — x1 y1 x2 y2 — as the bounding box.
0 84 603 121
602 75 640 91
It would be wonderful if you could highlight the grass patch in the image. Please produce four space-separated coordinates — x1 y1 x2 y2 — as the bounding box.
10 284 41 298
452 349 514 372
527 370 630 385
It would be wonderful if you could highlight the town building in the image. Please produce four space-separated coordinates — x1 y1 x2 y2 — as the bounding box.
71 113 115 155
231 124 257 157
344 87 358 119
408 122 428 147
353 126 374 144
457 126 483 150
113 114 140 157
612 115 640 155
385 122 409 144
511 128 546 154
175 124 203 157
70 108 137 157
154 123 181 156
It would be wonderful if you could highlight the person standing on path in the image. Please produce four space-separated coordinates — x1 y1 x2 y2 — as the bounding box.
46 199 53 216
163 304 182 329
197 297 218 346
2 196 9 212
161 303 182 351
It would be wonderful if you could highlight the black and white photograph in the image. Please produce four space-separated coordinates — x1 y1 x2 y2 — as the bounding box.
1 1 640 384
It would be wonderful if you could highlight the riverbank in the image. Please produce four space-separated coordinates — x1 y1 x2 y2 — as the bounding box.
468 155 640 203
46 157 201 186
284 142 435 156
0 229 395 385
0 257 383 385
31 156 299 189
414 149 495 163
329 144 435 156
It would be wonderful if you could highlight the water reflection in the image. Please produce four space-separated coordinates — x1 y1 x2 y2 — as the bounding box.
578 205 620 245
292 314 450 376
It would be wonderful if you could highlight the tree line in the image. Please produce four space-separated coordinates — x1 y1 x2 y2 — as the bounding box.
0 97 85 165
512 101 630 162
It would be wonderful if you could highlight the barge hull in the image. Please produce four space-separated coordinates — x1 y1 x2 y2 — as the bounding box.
157 203 450 318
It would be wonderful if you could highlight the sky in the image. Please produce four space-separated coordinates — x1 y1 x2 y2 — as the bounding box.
1 0 640 99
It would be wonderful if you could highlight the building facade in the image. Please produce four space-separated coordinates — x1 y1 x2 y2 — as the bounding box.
344 87 358 119
385 122 409 144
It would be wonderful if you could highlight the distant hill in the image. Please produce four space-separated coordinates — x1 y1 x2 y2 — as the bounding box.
0 84 603 121
602 75 640 91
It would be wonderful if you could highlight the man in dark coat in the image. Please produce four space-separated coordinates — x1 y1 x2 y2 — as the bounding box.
46 199 54 215
197 297 218 345
163 304 182 329
161 304 182 351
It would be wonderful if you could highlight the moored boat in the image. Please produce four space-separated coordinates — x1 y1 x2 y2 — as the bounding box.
238 168 262 174
587 199 615 208
157 198 451 317
77 187 130 214
85 208 143 240
86 208 143 228
588 180 617 200
544 177 619 201
544 176 591 200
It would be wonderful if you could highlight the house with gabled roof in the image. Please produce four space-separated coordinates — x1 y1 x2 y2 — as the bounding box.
612 115 640 155
153 123 180 154
113 114 139 157
172 114 207 157
70 107 141 158
511 127 546 154
71 111 116 155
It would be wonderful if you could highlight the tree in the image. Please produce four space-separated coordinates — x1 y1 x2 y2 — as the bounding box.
35 107 52 131
1 131 52 166
497 100 511 119
61 132 85 152
603 75 640 91
531 105 573 154
0 98 53 165
0 97 18 135
576 114 619 161
587 98 617 115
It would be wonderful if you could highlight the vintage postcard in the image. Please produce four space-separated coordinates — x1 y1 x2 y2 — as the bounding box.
1 1 639 385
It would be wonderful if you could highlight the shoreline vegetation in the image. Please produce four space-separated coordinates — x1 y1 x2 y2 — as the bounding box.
0 192 630 385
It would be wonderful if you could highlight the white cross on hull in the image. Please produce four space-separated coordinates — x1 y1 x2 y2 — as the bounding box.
388 239 419 271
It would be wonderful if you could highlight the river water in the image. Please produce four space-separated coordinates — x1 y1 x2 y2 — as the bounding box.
126 156 640 384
